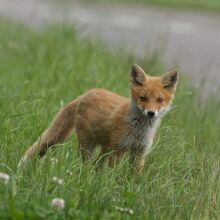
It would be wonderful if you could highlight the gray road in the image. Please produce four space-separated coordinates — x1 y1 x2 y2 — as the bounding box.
1 0 220 97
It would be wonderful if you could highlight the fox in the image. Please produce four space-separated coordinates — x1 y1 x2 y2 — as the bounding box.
18 64 178 171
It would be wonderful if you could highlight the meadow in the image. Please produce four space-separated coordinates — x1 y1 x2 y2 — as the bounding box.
0 19 220 219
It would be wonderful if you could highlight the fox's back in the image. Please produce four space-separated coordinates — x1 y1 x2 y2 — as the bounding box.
74 89 128 145
77 88 128 114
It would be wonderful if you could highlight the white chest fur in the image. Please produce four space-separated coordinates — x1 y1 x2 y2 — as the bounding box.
121 115 161 155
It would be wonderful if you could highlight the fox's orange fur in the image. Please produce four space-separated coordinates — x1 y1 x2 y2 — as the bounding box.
19 64 178 170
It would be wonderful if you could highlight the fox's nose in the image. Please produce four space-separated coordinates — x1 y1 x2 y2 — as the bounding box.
148 111 155 117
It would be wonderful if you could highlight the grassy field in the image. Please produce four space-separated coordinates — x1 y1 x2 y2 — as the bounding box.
97 0 220 12
0 19 220 219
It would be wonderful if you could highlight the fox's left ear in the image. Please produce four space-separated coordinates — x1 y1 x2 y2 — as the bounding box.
162 69 178 91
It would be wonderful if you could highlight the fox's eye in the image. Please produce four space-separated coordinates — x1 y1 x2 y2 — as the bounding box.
140 96 148 101
157 97 163 103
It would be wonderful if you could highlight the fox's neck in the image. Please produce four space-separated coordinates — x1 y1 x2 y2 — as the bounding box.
121 99 161 150
126 99 159 129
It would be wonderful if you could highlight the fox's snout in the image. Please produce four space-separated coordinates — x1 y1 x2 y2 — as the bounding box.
146 110 155 117
143 109 159 118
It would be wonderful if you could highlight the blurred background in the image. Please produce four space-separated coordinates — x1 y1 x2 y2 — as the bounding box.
0 0 220 98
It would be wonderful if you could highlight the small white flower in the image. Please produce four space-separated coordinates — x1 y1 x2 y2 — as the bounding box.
115 206 134 215
115 206 124 212
124 207 134 214
0 172 10 184
51 158 58 165
52 176 64 185
66 170 73 176
112 197 118 202
51 198 65 210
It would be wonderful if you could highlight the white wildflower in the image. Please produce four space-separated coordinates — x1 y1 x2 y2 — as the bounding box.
124 207 134 214
51 158 58 165
52 176 64 185
112 197 118 202
115 206 124 212
0 172 10 184
66 170 73 176
51 198 65 210
115 206 134 215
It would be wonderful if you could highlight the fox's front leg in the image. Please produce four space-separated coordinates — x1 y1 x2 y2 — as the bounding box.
131 156 145 172
135 158 145 171
129 147 146 172
96 147 125 167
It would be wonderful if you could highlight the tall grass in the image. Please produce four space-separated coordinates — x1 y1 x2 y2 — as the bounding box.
0 19 219 219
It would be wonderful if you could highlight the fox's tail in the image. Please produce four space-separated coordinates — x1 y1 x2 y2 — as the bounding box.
18 98 80 168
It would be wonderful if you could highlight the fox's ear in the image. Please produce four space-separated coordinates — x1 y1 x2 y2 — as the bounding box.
130 64 146 85
162 69 178 90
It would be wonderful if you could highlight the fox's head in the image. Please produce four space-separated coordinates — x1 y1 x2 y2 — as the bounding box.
130 64 178 118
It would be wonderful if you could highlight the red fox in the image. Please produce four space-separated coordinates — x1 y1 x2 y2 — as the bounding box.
18 64 178 170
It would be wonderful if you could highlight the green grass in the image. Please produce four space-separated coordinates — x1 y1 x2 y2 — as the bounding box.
97 0 220 12
0 19 220 219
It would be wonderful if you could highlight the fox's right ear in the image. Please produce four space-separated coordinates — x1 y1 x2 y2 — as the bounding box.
130 64 146 86
162 69 178 91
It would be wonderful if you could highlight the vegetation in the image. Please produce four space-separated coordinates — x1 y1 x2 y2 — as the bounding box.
98 0 220 12
0 19 219 219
